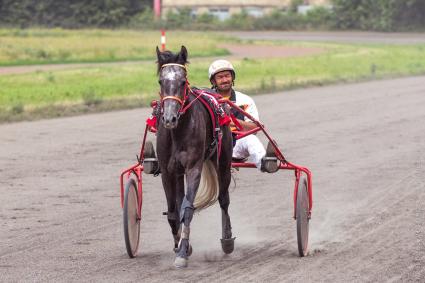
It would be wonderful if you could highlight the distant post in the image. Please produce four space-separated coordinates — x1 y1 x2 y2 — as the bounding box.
161 29 166 51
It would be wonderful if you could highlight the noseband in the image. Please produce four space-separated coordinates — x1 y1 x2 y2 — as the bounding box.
160 63 190 112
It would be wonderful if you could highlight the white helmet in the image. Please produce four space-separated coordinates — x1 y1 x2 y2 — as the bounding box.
208 59 235 81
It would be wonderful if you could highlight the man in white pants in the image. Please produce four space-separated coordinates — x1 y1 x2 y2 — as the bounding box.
209 59 277 173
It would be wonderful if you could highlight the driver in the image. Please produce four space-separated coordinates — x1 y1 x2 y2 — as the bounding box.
208 59 277 173
143 59 278 174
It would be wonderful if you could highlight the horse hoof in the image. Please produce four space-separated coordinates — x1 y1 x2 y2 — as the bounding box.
221 237 236 254
174 256 188 268
174 242 192 256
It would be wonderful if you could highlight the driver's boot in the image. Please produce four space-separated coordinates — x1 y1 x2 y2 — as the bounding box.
260 141 279 173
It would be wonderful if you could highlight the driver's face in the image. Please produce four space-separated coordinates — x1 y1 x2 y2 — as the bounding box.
213 71 233 92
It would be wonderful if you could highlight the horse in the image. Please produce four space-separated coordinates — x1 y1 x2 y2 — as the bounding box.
155 45 235 268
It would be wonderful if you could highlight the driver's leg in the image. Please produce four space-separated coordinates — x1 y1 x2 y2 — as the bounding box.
234 135 265 170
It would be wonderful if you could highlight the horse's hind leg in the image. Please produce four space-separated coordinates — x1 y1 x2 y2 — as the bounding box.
218 128 235 254
218 170 235 254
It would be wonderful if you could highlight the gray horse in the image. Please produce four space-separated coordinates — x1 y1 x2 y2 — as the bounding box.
155 46 235 268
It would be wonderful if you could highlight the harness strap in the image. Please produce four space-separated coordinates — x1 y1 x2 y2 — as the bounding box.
190 89 225 161
180 88 201 113
162 95 183 105
230 113 244 131
160 63 188 112
161 63 187 71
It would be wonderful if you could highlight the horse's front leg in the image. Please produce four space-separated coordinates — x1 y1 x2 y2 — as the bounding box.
174 165 202 268
161 171 184 251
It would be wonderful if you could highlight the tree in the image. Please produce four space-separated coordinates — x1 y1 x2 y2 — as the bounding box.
332 0 425 31
0 0 151 28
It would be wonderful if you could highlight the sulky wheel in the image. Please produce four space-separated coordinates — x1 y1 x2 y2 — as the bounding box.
123 178 141 258
296 176 310 257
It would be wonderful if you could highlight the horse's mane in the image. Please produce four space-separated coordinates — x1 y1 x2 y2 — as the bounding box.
156 46 189 74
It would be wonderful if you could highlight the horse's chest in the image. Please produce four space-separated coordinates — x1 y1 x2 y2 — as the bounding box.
170 147 201 169
172 150 187 167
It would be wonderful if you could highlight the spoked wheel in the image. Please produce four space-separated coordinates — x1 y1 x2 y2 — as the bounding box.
296 176 310 257
123 178 141 258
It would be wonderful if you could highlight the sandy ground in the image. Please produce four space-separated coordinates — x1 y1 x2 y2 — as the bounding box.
1 75 424 282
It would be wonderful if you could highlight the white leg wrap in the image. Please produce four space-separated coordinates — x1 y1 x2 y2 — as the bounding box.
181 225 190 239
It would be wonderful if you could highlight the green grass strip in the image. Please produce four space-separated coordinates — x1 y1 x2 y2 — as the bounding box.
1 41 425 122
0 28 232 66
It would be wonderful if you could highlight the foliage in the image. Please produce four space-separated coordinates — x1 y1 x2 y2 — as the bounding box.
305 7 334 30
289 0 304 13
332 0 425 31
1 0 425 32
156 8 332 31
254 10 301 30
224 10 255 30
129 3 425 32
0 0 151 28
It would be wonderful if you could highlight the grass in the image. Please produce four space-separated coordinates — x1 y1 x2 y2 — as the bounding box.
236 43 425 93
1 29 425 122
0 28 233 66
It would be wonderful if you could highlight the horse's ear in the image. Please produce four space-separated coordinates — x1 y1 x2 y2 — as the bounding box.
156 46 161 60
180 45 188 63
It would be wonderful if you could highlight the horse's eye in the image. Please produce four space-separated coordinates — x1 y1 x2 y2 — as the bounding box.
181 80 186 86
158 80 162 85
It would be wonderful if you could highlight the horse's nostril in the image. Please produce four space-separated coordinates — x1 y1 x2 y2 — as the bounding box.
171 116 177 123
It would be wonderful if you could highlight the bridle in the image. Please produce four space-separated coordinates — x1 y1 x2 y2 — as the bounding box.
159 63 202 115
160 63 189 104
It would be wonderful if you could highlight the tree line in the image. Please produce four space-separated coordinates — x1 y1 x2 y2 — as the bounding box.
0 0 151 28
0 0 424 31
332 0 425 31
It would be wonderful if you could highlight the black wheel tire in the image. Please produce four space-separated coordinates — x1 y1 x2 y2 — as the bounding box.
296 176 309 257
123 178 141 258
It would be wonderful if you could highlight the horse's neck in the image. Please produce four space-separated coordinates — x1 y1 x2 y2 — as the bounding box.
171 101 210 142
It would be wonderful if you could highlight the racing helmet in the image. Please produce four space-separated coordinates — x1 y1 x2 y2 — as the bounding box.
208 59 236 82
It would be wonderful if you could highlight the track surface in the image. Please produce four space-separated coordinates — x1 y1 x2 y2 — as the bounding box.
1 76 425 282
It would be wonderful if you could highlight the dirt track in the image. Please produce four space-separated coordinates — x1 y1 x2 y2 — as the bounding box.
1 76 424 282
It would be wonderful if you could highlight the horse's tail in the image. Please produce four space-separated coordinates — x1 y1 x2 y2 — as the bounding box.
194 160 219 211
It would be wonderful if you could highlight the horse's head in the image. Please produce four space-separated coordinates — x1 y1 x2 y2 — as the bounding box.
156 45 189 129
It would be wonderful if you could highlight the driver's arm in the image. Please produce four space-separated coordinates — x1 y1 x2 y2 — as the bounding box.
230 119 257 131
